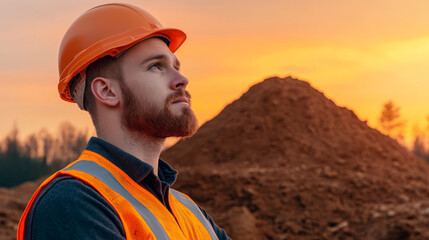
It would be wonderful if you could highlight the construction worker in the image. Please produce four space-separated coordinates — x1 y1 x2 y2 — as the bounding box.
17 3 229 240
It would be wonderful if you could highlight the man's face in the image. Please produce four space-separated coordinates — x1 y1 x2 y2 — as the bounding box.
118 38 198 139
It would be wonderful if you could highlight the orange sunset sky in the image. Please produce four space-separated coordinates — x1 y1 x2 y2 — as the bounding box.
1 0 429 145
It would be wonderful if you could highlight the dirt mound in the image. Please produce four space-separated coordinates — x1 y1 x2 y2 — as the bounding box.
162 76 429 240
0 178 44 240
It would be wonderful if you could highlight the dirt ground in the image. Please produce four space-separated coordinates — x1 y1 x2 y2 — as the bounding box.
3 76 429 240
162 77 429 240
0 179 43 240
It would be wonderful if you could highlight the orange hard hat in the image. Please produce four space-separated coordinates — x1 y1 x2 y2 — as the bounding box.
58 3 186 103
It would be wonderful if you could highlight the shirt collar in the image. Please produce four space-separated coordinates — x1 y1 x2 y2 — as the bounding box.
85 137 177 186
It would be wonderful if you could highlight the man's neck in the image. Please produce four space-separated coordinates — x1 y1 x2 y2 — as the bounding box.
96 129 165 176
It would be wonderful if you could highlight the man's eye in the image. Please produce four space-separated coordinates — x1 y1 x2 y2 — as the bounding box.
149 64 161 70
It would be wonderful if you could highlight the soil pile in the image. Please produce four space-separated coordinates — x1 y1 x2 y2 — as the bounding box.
0 178 44 240
162 76 429 240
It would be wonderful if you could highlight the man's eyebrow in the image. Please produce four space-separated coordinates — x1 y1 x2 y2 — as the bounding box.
140 54 181 69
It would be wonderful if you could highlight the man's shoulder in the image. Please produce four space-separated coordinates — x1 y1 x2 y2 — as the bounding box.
33 175 105 210
24 175 126 240
29 174 121 220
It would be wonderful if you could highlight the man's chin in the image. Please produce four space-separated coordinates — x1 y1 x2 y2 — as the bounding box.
123 108 198 139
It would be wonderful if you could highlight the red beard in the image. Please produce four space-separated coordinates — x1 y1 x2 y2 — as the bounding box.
120 82 199 139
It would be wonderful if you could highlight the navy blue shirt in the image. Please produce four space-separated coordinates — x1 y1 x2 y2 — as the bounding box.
24 137 229 240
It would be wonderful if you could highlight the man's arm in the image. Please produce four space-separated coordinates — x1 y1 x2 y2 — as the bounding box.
24 176 126 240
198 206 231 240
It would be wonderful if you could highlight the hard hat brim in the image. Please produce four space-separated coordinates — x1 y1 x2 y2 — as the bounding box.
58 28 186 103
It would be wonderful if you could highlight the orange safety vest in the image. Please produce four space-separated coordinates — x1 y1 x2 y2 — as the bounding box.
17 150 218 240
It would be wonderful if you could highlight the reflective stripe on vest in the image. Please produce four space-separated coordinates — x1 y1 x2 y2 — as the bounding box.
64 160 170 239
170 189 219 240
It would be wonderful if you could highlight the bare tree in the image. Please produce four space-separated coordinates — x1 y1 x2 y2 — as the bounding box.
4 124 19 159
23 134 39 159
39 129 54 165
378 100 406 141
412 124 426 158
53 122 88 164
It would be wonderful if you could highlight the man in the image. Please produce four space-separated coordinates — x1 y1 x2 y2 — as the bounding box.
17 3 229 240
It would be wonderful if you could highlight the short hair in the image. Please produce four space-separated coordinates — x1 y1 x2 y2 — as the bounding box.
74 37 169 122
84 55 124 119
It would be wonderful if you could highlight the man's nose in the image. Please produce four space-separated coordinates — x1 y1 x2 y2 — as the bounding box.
170 71 189 90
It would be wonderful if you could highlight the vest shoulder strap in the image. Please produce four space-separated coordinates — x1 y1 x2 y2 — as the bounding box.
170 189 219 240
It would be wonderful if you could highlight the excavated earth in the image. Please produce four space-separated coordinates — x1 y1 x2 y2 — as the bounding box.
0 178 44 240
2 76 429 240
162 76 429 240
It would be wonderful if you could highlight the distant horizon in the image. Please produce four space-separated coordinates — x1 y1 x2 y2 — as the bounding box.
1 0 429 147
1 75 422 150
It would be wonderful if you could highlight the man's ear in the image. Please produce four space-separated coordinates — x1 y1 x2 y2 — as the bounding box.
91 77 120 107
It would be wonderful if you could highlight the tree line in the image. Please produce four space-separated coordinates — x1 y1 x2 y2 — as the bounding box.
378 100 429 161
1 102 428 187
0 122 88 187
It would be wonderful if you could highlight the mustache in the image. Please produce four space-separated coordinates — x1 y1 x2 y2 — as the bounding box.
166 88 191 105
